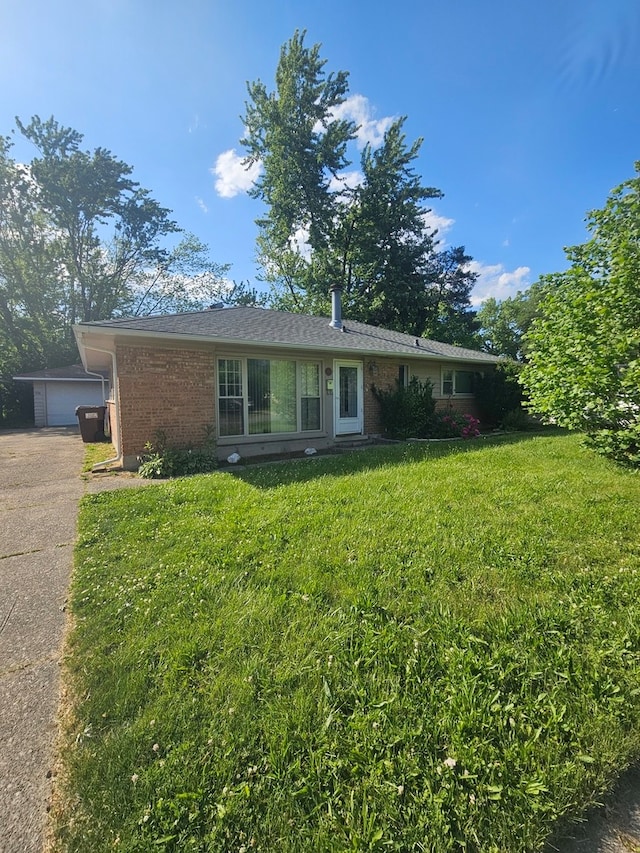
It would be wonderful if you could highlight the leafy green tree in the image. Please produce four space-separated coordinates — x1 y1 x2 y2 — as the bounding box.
17 115 181 324
521 164 640 465
477 284 543 360
126 234 232 316
0 118 232 425
242 30 355 280
241 31 479 343
0 135 75 423
332 119 443 334
419 245 479 346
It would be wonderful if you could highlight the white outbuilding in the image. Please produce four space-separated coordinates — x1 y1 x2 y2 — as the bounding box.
13 365 108 427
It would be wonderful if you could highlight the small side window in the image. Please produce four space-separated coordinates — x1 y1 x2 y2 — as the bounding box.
442 369 453 396
398 364 409 388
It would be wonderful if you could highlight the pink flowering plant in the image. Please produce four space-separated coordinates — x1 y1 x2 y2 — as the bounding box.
461 413 481 438
434 412 481 439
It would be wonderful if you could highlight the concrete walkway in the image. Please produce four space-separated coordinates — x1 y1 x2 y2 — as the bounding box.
0 427 85 853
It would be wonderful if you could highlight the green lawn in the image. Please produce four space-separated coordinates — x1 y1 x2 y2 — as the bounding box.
56 434 640 852
81 440 115 472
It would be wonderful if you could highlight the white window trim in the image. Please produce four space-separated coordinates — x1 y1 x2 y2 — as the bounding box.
217 356 323 438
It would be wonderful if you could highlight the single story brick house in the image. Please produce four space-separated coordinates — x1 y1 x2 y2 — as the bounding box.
73 295 502 469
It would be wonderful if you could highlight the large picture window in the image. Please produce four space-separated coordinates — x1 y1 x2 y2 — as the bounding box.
218 358 321 437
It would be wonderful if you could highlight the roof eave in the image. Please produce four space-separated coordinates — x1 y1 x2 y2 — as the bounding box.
73 323 501 365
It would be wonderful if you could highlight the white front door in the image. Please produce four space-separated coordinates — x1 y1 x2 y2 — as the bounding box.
334 361 363 435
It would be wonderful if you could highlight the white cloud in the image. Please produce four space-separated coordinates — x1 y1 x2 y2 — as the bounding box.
212 149 262 198
328 169 364 195
467 261 531 307
422 210 455 245
328 94 396 150
195 196 208 214
290 226 312 260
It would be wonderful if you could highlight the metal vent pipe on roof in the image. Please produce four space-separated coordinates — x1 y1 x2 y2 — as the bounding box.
329 283 343 330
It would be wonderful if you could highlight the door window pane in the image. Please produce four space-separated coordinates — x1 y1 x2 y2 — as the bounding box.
340 366 358 418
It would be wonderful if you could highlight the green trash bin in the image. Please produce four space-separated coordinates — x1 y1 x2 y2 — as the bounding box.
75 405 106 443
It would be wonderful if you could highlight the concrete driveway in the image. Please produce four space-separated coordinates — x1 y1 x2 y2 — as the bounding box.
0 427 85 853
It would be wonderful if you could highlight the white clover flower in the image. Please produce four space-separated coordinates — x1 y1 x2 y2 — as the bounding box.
131 774 139 784
443 757 457 769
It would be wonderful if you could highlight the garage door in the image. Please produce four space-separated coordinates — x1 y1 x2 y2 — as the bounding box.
46 382 105 426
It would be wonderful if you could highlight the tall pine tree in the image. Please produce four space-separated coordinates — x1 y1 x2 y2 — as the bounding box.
241 31 479 344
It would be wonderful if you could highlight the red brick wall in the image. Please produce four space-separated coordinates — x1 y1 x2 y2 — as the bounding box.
364 359 399 435
435 397 481 419
116 344 215 460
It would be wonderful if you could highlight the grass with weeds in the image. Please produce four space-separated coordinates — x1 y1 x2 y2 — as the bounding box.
56 434 640 852
81 441 114 473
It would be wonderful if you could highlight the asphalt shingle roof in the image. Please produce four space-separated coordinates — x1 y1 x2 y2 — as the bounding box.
78 306 501 364
13 364 108 381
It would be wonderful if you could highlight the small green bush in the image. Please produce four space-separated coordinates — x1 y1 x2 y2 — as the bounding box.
373 377 437 439
138 427 218 478
501 407 542 432
475 361 525 427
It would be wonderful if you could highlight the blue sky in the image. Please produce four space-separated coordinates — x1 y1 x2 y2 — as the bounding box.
2 0 639 306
